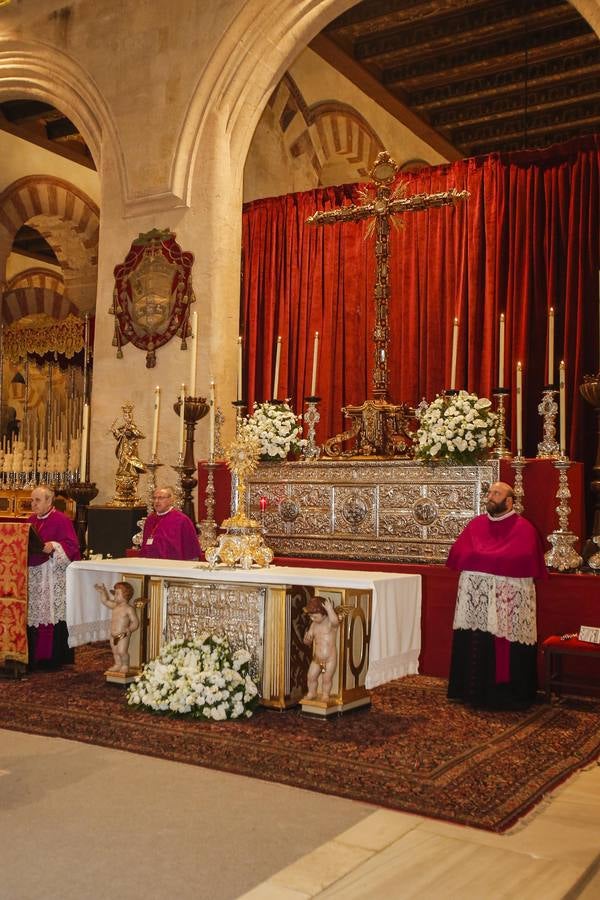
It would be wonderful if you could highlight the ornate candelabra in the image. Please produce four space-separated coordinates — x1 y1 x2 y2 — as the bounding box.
198 460 218 551
172 396 209 525
132 457 163 548
545 457 583 572
510 455 527 515
492 388 511 458
303 396 321 461
65 480 99 553
537 387 560 458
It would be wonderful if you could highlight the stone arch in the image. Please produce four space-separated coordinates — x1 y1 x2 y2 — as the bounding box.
0 37 126 201
0 175 99 312
266 73 384 184
172 1 358 205
2 266 77 324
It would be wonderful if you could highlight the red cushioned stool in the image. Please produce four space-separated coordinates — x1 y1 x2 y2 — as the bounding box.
542 635 600 702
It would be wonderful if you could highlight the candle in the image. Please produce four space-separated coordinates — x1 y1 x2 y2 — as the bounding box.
547 306 554 385
209 379 215 460
273 335 282 400
310 331 319 396
498 313 505 388
450 317 459 390
516 361 523 456
80 402 89 480
237 336 243 401
151 385 160 457
188 310 198 397
178 383 186 456
559 360 566 455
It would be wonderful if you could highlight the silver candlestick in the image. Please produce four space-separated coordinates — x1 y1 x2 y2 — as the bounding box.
132 455 163 547
303 396 321 461
199 460 218 551
545 457 583 571
510 454 527 515
492 388 511 458
537 387 560 458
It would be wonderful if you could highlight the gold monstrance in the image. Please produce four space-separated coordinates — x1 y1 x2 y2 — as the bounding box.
205 430 274 568
307 151 469 457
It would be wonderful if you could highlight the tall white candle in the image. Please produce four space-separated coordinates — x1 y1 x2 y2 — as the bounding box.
273 335 282 400
498 313 505 388
188 310 198 397
178 383 186 456
151 385 160 457
80 402 89 480
237 336 243 401
209 379 215 460
516 361 523 456
450 317 459 390
310 331 319 396
559 360 566 455
547 306 555 384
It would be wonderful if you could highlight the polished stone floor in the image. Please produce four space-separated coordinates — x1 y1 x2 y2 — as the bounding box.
1 727 599 899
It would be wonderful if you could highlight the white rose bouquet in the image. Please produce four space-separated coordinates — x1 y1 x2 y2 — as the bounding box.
414 390 498 465
127 634 259 720
242 401 306 461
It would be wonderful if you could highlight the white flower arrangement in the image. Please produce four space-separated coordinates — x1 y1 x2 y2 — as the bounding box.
415 390 498 464
242 401 306 460
127 635 259 720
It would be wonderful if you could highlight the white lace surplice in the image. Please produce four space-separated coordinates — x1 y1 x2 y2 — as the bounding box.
27 545 71 628
452 570 537 645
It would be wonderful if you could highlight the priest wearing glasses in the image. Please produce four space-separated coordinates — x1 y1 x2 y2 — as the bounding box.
140 486 200 560
446 481 547 710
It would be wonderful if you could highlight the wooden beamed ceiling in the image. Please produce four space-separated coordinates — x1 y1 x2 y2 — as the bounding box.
313 0 600 159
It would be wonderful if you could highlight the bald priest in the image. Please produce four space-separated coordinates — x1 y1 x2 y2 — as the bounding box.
140 487 200 561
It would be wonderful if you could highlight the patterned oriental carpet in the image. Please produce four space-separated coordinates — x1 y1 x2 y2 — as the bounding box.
2 644 599 833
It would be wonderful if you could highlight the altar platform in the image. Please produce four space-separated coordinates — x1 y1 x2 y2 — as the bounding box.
199 456 586 562
66 559 421 709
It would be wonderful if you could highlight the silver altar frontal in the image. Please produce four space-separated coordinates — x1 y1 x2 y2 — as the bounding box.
66 559 421 712
247 458 499 564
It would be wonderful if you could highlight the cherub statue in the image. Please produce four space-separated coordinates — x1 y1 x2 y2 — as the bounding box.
303 596 340 701
95 581 139 673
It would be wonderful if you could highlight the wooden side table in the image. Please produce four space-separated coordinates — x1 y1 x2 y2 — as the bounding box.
542 636 600 701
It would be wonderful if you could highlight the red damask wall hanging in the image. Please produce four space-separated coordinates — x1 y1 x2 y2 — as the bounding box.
111 228 195 368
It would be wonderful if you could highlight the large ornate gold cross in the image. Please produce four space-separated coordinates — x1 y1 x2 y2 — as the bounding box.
307 151 468 457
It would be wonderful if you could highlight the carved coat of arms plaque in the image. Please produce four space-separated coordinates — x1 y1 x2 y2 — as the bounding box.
111 228 195 367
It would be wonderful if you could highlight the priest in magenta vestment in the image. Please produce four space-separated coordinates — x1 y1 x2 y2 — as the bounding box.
28 486 81 666
446 481 547 709
140 486 200 560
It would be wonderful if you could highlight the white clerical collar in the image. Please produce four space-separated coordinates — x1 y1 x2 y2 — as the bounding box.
36 508 55 520
156 506 174 516
487 509 516 522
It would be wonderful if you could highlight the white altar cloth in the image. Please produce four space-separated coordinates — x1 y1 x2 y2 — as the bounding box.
66 559 421 688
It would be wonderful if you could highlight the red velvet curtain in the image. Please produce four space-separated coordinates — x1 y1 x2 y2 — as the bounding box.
241 137 600 464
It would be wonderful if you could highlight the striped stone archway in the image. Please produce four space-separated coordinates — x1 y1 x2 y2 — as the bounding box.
2 267 78 324
0 175 99 314
266 73 384 184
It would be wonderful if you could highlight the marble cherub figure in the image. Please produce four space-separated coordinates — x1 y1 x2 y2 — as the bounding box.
95 581 139 673
303 595 339 701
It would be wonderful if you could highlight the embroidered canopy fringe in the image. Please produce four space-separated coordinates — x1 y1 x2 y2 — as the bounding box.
452 570 537 645
3 313 85 363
